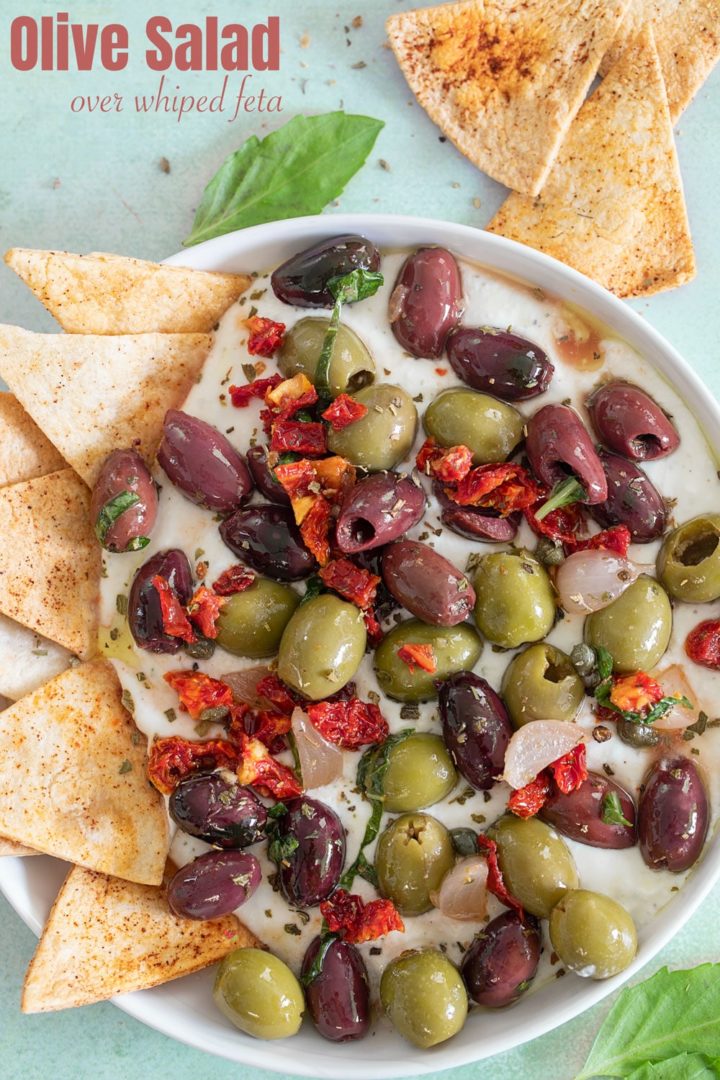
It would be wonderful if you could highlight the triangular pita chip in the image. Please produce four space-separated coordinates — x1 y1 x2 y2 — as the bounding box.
0 659 168 884
0 836 38 856
0 613 70 701
386 0 630 196
487 27 695 298
0 392 66 487
5 249 251 335
0 325 210 486
600 0 720 122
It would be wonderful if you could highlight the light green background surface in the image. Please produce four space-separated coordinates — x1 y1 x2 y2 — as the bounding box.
1 2 719 1077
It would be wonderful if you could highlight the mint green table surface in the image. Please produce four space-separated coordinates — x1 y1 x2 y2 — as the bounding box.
1 2 719 1077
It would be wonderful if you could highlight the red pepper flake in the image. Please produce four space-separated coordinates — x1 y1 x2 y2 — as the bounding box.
256 674 297 716
229 374 282 408
164 670 235 720
573 525 631 557
245 315 286 357
363 608 384 647
300 495 333 566
415 437 473 484
435 367 448 376
147 736 240 795
307 697 389 749
548 743 588 795
320 889 404 944
270 420 328 456
212 564 256 596
525 500 585 546
152 575 196 644
236 732 303 799
321 393 369 431
397 642 437 674
475 834 525 919
186 586 226 639
686 618 720 670
448 463 541 515
609 671 664 715
319 558 380 610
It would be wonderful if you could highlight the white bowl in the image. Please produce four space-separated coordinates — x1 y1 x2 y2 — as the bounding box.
2 214 719 1078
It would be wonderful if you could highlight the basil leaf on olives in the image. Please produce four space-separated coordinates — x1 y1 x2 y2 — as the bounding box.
601 792 633 828
300 932 339 987
95 490 143 546
357 729 415 801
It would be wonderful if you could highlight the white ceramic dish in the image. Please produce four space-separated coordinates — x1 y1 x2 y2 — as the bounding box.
2 214 719 1079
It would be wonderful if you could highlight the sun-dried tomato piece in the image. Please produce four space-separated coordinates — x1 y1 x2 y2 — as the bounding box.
229 374 283 408
415 437 473 484
525 500 585 546
447 463 541 515
186 586 226 639
573 525 631 557
313 456 356 503
164 670 235 720
300 495 333 566
274 458 318 502
508 772 553 818
256 674 297 715
363 608 384 647
548 743 588 795
475 834 525 919
416 437 441 474
397 642 437 674
609 672 664 715
152 575 196 644
307 697 389 749
211 564 256 596
244 709 292 755
245 315 286 357
320 889 404 944
270 420 328 456
319 558 380 610
147 736 240 795
265 373 319 423
235 732 303 799
321 393 369 431
686 618 720 670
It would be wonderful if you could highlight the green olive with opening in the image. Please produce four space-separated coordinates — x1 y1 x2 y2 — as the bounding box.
215 579 299 659
657 514 720 602
376 812 455 916
489 815 578 918
213 948 304 1039
549 889 638 979
373 619 483 702
473 551 556 649
502 643 584 728
380 949 468 1048
584 574 672 673
278 316 375 396
277 594 366 700
327 383 418 471
423 387 523 464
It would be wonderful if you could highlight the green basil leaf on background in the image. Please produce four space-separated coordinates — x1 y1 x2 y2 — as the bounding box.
625 1053 720 1080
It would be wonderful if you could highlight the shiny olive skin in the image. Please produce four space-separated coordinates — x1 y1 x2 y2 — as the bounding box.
587 380 680 461
301 936 370 1042
540 772 637 849
439 672 512 790
584 575 672 673
424 388 523 464
157 409 253 513
501 644 584 727
390 247 463 358
374 618 483 702
128 549 194 653
279 317 375 396
327 384 418 471
447 326 554 401
91 448 157 553
271 234 381 308
246 446 291 505
657 514 720 602
167 850 261 920
214 948 304 1040
617 717 660 749
376 732 458 812
638 757 709 872
376 813 455 916
216 579 299 658
472 551 556 649
382 540 475 626
277 594 367 700
169 772 268 848
461 911 541 1007
489 816 579 918
219 504 317 582
526 403 608 504
380 949 467 1048
433 480 520 543
273 796 346 907
335 472 426 554
590 448 667 542
550 890 637 979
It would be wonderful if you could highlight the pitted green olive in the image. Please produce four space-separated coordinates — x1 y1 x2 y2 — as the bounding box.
364 732 458 812
549 889 637 979
473 551 556 649
380 949 468 1048
279 316 375 396
327 384 418 471
584 575 672 673
373 619 483 702
423 388 523 464
277 594 367 700
489 815 578 918
657 514 720 602
213 947 304 1039
376 812 455 916
502 643 584 727
216 579 299 658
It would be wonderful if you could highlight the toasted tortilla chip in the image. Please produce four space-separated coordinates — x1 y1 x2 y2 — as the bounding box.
0 392 66 486
0 659 168 884
487 27 695 298
0 613 71 700
386 0 630 197
0 836 38 856
0 326 210 486
5 249 251 335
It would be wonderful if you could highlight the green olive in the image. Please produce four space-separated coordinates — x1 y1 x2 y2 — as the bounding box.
423 388 523 464
472 551 556 649
213 947 304 1039
584 575 672 673
376 812 455 916
657 514 720 602
549 889 637 979
279 316 375 396
327 383 418 471
373 618 483 702
277 594 367 700
502 643 584 728
365 732 458 812
380 949 468 1048
489 815 578 918
215 579 299 658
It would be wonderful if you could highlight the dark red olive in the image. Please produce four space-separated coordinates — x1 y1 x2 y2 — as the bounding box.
273 796 346 907
447 327 554 401
157 410 253 514
638 756 709 872
91 449 157 553
128 549 193 653
433 480 520 542
169 772 268 848
526 403 608 504
382 540 475 626
461 911 541 1007
590 448 667 542
167 850 261 920
246 446 291 505
301 936 370 1042
540 772 636 849
335 471 426 553
219 504 317 581
389 247 462 358
587 381 680 461
438 671 512 790
271 235 381 308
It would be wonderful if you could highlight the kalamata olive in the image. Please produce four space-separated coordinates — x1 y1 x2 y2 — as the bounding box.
169 772 268 848
460 911 541 1008
128 548 193 653
335 471 426 553
219 504 317 581
245 446 291 505
157 410 253 514
273 796 346 906
439 672 512 790
382 540 475 626
389 247 462 358
526 403 608 504
433 480 520 542
301 936 370 1042
167 850 261 919
638 756 709 872
91 449 157 553
587 381 680 461
447 327 554 401
271 235 381 307
590 448 666 542
539 772 636 849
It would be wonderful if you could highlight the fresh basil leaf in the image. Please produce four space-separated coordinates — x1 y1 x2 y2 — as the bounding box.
625 1053 720 1080
184 111 384 246
357 729 415 801
601 791 632 827
534 476 586 521
266 801 288 820
356 851 378 888
300 575 326 605
595 645 614 683
95 491 140 545
268 832 299 865
300 932 338 987
328 268 384 305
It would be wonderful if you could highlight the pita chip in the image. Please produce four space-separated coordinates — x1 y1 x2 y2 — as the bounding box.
386 0 630 196
487 27 695 298
0 613 71 701
0 325 210 486
5 249 251 335
0 392 66 487
0 836 38 856
0 659 168 884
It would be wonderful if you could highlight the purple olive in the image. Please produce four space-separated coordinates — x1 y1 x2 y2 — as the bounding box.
587 381 680 461
219 504 317 581
335 471 426 554
389 247 463 358
271 235 381 308
638 756 709 872
128 548 193 653
526 403 608 504
438 672 512 790
169 772 268 848
246 446 291 505
167 850 261 920
461 911 541 1008
382 540 475 626
433 480 520 542
540 772 636 849
590 448 667 542
301 936 370 1042
273 796 346 907
157 410 253 514
91 449 157 553
447 327 554 401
